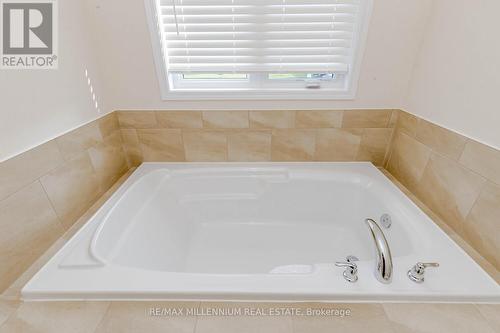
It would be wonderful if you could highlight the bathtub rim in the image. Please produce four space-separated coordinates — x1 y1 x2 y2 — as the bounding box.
20 162 500 303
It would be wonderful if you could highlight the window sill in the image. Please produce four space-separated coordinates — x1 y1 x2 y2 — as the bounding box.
160 90 356 101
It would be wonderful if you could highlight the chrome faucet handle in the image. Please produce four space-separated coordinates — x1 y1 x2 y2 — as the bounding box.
407 262 439 283
335 256 359 283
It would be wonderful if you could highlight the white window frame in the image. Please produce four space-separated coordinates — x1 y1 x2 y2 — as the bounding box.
144 0 373 100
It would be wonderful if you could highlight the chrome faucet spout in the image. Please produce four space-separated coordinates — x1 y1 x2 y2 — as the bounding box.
365 218 393 284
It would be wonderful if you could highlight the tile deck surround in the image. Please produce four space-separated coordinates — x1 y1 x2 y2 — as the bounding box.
387 111 500 269
0 169 498 333
0 113 128 292
0 109 499 332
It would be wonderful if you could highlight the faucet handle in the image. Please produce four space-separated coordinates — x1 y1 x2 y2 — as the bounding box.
335 261 357 269
335 255 358 270
408 262 439 283
335 256 359 283
346 255 359 263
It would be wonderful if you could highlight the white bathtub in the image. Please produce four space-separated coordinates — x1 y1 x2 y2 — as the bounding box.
23 163 500 302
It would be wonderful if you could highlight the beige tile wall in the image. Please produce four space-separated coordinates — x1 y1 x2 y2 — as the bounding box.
386 110 500 269
0 113 128 292
118 110 396 166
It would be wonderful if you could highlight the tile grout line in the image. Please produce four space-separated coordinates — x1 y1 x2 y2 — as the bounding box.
192 301 201 333
38 178 66 231
472 304 498 333
0 140 65 204
383 128 396 168
395 122 497 189
0 301 20 331
383 110 399 168
90 302 113 333
379 303 400 333
462 179 488 225
1 170 137 301
398 111 500 185
381 167 499 279
423 143 489 185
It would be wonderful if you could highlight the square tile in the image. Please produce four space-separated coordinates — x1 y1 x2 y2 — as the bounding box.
386 131 431 191
102 130 123 147
0 301 18 327
0 141 63 202
416 153 486 236
271 129 315 161
94 302 197 333
476 304 500 332
459 140 500 186
293 303 394 333
314 129 362 161
342 109 392 128
396 111 418 137
117 111 158 129
98 113 120 139
156 111 203 129
88 143 128 192
121 129 143 167
0 302 110 333
295 110 343 128
383 303 496 333
464 182 500 268
196 302 292 333
0 181 61 256
40 153 101 229
388 110 398 128
249 111 295 129
56 121 103 161
416 119 467 160
183 131 227 161
356 128 393 166
202 111 249 129
137 129 185 162
0 251 45 294
228 131 271 162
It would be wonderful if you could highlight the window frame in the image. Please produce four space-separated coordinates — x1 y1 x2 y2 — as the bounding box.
144 0 373 100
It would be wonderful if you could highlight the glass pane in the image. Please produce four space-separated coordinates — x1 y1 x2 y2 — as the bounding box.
268 73 335 80
182 73 248 80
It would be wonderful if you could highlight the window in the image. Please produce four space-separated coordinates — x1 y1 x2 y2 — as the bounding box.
145 0 373 99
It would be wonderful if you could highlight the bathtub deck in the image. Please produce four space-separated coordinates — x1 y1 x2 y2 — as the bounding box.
19 163 500 302
1 169 499 332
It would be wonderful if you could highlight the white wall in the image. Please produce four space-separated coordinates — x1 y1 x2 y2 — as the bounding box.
17 0 500 162
405 0 500 149
0 0 107 162
92 0 432 110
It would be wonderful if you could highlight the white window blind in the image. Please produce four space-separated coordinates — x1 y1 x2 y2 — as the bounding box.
158 0 365 74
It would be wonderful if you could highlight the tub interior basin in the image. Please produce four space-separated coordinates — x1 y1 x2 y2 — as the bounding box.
92 168 412 274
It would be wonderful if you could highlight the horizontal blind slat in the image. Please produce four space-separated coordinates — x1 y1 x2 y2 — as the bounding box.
163 13 356 24
159 0 361 73
165 32 354 40
163 22 355 33
168 64 349 73
162 6 358 15
166 39 353 49
168 47 351 56
160 0 360 5
168 55 350 63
